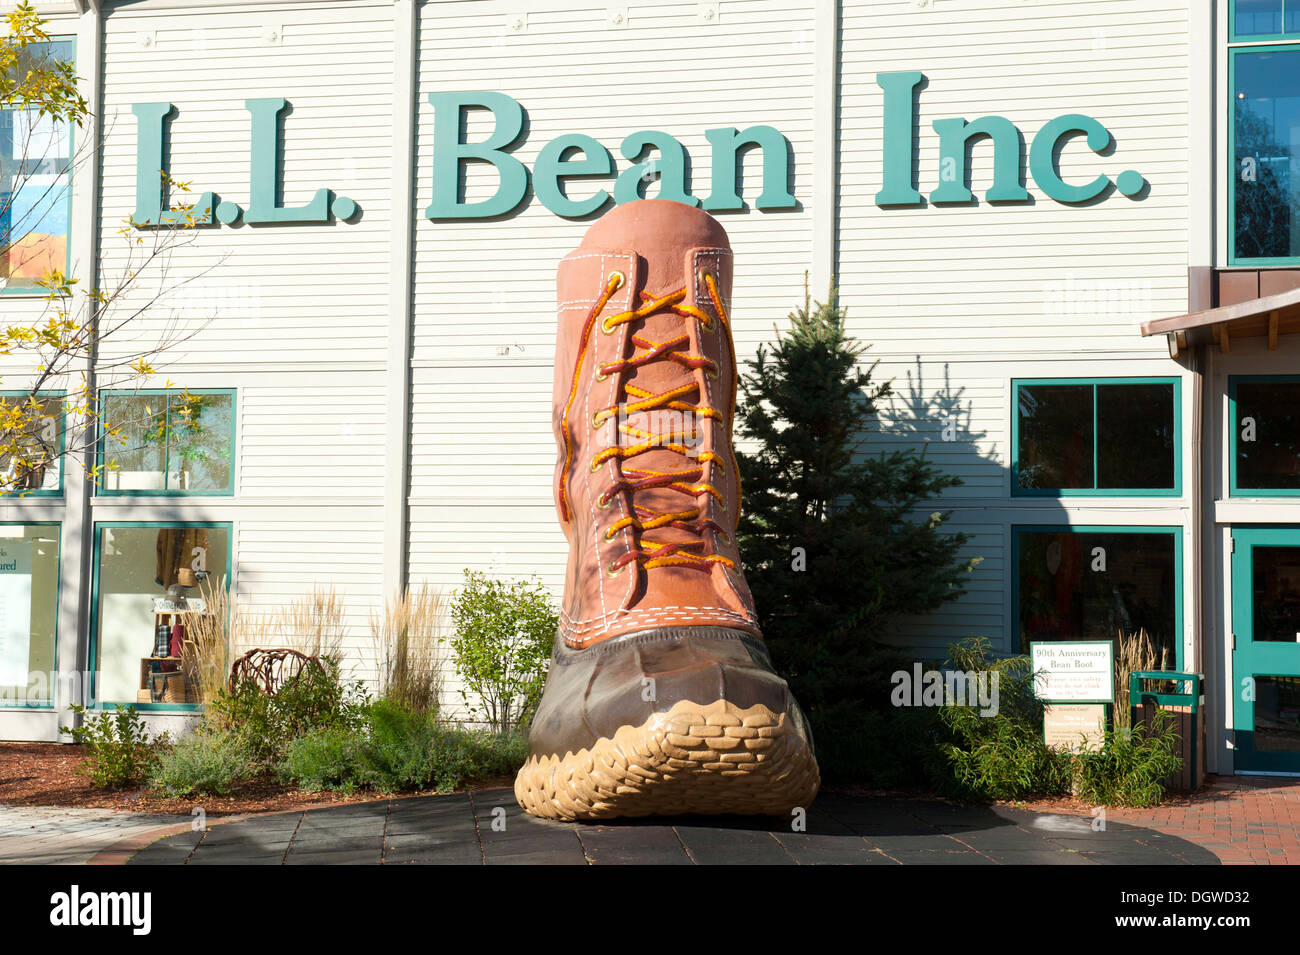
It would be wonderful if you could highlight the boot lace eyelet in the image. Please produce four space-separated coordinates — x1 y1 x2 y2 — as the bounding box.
605 561 626 578
590 458 604 473
697 269 718 331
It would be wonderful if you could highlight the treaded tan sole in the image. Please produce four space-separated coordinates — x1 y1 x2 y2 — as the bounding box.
514 698 820 821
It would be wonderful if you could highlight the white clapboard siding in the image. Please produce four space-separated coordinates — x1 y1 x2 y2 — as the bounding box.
236 372 387 497
233 514 385 681
838 0 1190 358
408 0 819 597
96 1 395 368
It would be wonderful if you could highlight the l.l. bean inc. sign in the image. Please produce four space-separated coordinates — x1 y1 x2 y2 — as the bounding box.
131 72 1145 226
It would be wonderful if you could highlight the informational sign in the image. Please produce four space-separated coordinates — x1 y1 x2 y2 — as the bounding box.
153 596 206 615
1044 703 1107 753
0 541 34 686
1030 641 1114 703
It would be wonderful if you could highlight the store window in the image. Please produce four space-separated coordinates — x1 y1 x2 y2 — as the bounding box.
1015 527 1181 665
1013 379 1179 495
1231 376 1300 493
0 524 60 707
91 523 229 707
0 393 64 495
1230 0 1300 264
1253 676 1300 751
1233 0 1300 39
1 38 74 293
97 390 235 495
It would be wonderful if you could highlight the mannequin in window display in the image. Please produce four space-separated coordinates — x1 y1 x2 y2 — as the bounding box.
514 199 820 821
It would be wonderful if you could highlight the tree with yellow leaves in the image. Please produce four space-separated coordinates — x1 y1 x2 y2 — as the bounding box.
1 3 215 496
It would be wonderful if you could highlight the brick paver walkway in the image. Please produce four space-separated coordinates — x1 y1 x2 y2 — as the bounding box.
0 806 182 865
1103 775 1300 865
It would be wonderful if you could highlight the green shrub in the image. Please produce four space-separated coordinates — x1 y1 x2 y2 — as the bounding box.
150 729 256 797
60 705 160 789
272 656 368 737
927 638 1073 801
448 570 556 732
209 656 369 765
278 700 530 794
364 698 440 791
1075 710 1183 807
279 726 369 793
936 712 1073 801
425 725 529 789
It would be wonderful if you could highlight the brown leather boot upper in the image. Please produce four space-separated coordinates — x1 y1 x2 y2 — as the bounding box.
553 199 760 649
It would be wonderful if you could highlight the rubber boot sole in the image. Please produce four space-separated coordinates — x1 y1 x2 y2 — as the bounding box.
514 697 820 821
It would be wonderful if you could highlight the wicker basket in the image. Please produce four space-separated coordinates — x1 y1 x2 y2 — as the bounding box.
151 671 191 704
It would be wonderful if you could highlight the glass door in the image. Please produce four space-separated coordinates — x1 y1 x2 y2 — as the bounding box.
1232 527 1300 772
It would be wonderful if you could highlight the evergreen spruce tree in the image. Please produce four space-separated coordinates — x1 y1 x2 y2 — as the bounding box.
735 283 977 766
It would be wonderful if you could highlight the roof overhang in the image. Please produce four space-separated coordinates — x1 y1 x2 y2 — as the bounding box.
1141 284 1300 358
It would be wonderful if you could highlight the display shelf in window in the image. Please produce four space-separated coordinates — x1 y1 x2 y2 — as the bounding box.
136 594 210 704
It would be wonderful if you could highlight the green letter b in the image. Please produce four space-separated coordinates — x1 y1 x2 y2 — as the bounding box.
427 92 529 219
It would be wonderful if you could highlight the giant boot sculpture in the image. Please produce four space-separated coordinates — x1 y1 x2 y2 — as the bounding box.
515 199 820 821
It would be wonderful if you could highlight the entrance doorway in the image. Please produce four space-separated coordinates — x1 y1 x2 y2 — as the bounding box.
1232 527 1300 773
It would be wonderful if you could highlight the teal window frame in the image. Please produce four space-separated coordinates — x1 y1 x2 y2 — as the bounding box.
0 34 76 298
1011 377 1182 497
1228 374 1300 496
87 520 232 712
0 520 60 710
1011 524 1184 671
1230 1 1300 41
0 390 65 497
95 388 236 497
1227 41 1300 266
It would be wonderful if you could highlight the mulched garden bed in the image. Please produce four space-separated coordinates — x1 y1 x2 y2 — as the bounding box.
0 742 514 816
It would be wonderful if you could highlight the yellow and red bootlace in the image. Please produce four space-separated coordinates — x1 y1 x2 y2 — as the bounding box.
560 270 739 574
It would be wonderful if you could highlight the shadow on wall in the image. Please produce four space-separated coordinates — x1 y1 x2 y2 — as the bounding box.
865 358 1182 665
864 357 1063 657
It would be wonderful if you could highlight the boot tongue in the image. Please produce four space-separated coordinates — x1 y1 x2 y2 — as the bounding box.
577 199 730 293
